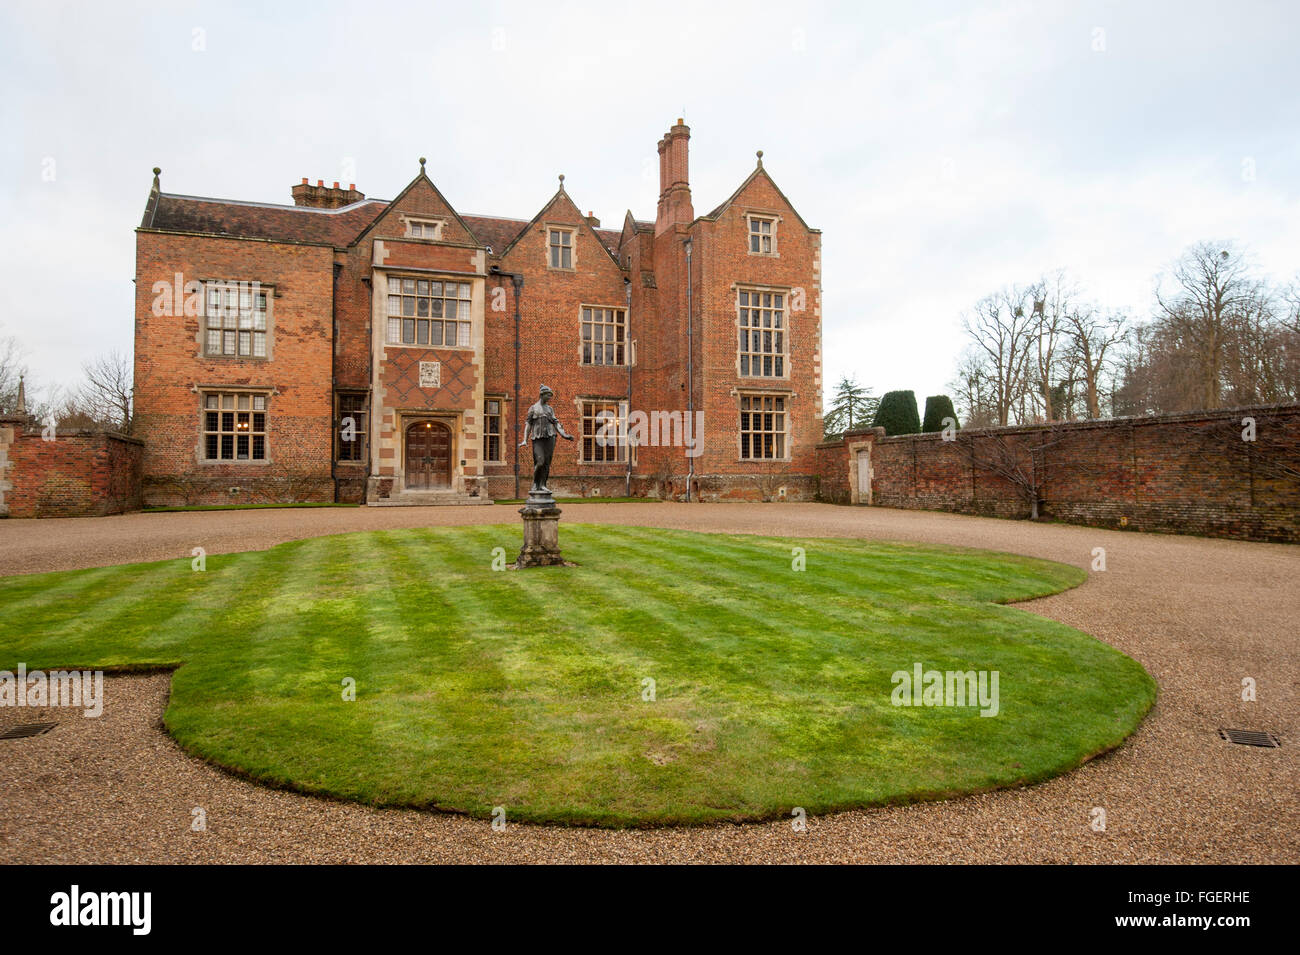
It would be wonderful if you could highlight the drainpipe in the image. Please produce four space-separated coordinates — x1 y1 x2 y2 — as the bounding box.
624 275 633 497
490 266 525 499
684 236 694 502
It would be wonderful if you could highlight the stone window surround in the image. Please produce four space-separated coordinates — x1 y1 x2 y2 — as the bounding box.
575 396 630 465
483 394 506 463
743 208 782 257
401 215 447 240
733 282 792 381
193 385 275 466
735 388 792 463
578 303 628 367
198 278 275 362
383 273 474 351
546 223 577 271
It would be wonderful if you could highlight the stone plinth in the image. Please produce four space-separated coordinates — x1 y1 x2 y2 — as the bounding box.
516 502 564 567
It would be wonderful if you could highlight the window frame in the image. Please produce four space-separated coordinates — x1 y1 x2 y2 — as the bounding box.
201 391 270 463
547 226 575 270
483 395 505 464
738 392 789 462
746 213 778 256
580 398 629 464
736 285 789 379
580 305 627 366
404 217 446 240
336 392 368 463
384 275 473 350
202 280 270 360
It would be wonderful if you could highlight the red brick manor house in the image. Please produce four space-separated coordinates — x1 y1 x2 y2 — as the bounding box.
132 120 825 505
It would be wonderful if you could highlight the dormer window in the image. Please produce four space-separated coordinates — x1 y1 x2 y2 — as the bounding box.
747 215 777 255
406 218 444 240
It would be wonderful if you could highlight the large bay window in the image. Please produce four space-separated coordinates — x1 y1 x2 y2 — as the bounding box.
386 277 472 347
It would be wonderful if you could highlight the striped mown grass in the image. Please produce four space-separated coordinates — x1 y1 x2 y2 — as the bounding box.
0 525 1155 826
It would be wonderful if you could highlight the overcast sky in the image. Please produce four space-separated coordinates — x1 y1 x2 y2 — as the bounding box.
2 0 1298 405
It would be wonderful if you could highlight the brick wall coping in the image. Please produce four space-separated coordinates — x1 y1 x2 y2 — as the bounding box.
875 402 1300 444
16 427 144 445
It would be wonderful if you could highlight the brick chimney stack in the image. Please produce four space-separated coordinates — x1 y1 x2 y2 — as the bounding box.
655 118 694 235
291 177 365 209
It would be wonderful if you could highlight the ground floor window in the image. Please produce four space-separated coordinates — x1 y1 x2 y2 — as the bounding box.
204 392 267 461
337 392 367 462
739 393 786 460
484 397 504 462
581 399 627 463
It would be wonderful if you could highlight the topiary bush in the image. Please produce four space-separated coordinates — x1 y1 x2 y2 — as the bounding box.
922 395 959 433
872 390 921 436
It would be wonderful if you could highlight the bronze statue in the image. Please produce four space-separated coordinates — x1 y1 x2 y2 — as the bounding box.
519 385 574 498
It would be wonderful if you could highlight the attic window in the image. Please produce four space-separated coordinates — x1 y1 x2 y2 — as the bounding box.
407 218 444 240
747 215 777 255
548 228 574 269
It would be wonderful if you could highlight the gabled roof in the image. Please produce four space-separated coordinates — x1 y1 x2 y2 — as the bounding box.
142 192 387 246
348 164 480 249
498 185 622 265
701 160 816 232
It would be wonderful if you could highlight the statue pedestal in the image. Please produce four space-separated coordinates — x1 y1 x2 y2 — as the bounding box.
517 502 564 567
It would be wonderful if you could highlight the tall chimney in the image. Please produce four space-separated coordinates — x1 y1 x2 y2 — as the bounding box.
655 119 694 235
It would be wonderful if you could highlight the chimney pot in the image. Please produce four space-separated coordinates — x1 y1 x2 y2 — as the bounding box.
333 181 340 189
317 179 324 187
301 177 308 184
349 183 356 190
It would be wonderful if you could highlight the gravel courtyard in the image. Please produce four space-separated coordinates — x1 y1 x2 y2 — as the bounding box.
1 502 1295 863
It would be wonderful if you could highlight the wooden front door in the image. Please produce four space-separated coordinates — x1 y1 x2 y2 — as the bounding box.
405 421 452 489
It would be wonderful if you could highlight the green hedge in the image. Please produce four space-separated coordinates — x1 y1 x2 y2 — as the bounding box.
872 390 921 436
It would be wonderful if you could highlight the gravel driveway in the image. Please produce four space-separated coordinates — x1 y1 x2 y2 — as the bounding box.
1 502 1295 863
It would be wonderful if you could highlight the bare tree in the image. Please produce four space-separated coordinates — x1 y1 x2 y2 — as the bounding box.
0 335 27 415
1154 242 1267 411
960 285 1038 426
1065 306 1127 419
75 351 134 433
954 426 1070 520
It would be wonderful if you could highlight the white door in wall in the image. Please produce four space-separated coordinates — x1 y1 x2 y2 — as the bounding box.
856 449 871 503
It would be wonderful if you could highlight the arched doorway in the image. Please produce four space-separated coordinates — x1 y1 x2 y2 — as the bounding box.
405 420 452 490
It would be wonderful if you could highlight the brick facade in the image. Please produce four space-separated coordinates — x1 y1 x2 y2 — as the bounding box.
818 406 1300 543
132 124 825 505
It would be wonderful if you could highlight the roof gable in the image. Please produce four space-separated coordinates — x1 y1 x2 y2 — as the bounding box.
702 160 815 233
352 164 479 248
498 185 622 267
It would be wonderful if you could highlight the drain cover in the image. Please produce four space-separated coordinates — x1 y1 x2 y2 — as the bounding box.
0 722 57 740
1219 728 1281 748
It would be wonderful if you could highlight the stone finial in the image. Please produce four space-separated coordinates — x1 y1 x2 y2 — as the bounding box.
15 375 26 415
756 150 764 168
558 173 565 190
419 157 427 172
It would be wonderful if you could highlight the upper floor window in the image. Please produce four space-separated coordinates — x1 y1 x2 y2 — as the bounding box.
738 288 786 377
549 228 574 269
581 306 626 365
748 215 776 255
203 392 267 461
406 218 444 240
483 397 504 463
336 392 367 462
386 277 472 348
204 281 268 358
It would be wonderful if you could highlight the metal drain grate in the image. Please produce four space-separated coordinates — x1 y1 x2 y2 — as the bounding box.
0 722 58 740
1219 728 1281 748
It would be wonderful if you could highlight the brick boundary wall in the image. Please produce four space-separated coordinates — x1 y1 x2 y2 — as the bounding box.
0 422 144 519
817 406 1300 543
